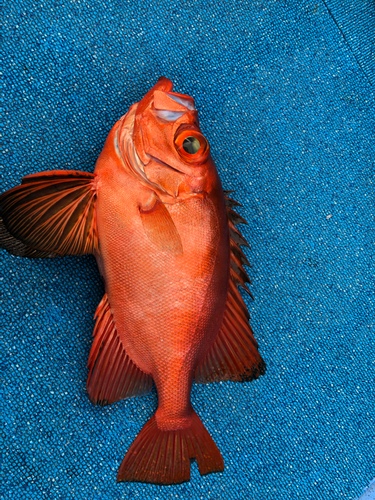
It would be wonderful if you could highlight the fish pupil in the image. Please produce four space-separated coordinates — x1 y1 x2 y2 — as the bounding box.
182 136 200 154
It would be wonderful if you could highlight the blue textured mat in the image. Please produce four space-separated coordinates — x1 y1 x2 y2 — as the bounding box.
1 1 374 499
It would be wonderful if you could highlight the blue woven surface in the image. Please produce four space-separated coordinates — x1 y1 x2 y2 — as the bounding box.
1 1 374 499
323 0 375 85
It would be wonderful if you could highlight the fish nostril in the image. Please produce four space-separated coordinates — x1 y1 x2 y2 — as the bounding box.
182 136 200 154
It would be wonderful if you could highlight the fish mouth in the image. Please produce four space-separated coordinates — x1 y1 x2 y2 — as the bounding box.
147 155 185 175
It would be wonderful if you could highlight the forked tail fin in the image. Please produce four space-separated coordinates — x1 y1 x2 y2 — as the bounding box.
117 410 224 485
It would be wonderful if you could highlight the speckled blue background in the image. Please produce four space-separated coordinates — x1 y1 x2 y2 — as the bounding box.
1 1 374 499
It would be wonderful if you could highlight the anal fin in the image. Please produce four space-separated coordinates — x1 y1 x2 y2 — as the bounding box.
87 293 153 406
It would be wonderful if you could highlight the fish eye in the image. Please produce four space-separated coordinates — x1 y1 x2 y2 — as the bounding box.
174 129 209 164
182 136 201 155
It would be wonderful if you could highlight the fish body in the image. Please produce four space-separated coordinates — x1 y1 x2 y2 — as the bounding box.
0 77 265 484
94 79 229 426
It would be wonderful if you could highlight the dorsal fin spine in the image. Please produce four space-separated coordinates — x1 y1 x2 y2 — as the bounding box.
228 220 250 247
227 208 248 226
230 258 252 286
230 267 253 297
230 241 251 267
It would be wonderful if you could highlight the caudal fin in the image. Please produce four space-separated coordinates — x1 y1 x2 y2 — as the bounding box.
117 410 224 485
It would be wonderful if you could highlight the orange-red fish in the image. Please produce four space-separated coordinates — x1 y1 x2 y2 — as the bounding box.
0 77 265 485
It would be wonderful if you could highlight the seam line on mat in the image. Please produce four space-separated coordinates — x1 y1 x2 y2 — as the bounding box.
320 0 373 87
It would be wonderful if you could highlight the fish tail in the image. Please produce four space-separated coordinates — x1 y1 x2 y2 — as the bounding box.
117 410 224 485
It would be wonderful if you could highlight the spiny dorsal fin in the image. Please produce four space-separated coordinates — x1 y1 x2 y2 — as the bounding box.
87 293 153 406
226 197 252 296
0 170 98 257
195 191 266 384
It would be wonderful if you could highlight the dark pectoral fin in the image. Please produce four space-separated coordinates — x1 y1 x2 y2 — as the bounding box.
87 293 153 406
140 198 183 256
195 191 266 384
0 170 98 257
0 216 57 258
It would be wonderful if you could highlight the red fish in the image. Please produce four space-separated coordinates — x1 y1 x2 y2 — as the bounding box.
0 77 265 484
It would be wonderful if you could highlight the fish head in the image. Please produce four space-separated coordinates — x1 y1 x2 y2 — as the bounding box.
115 77 219 199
